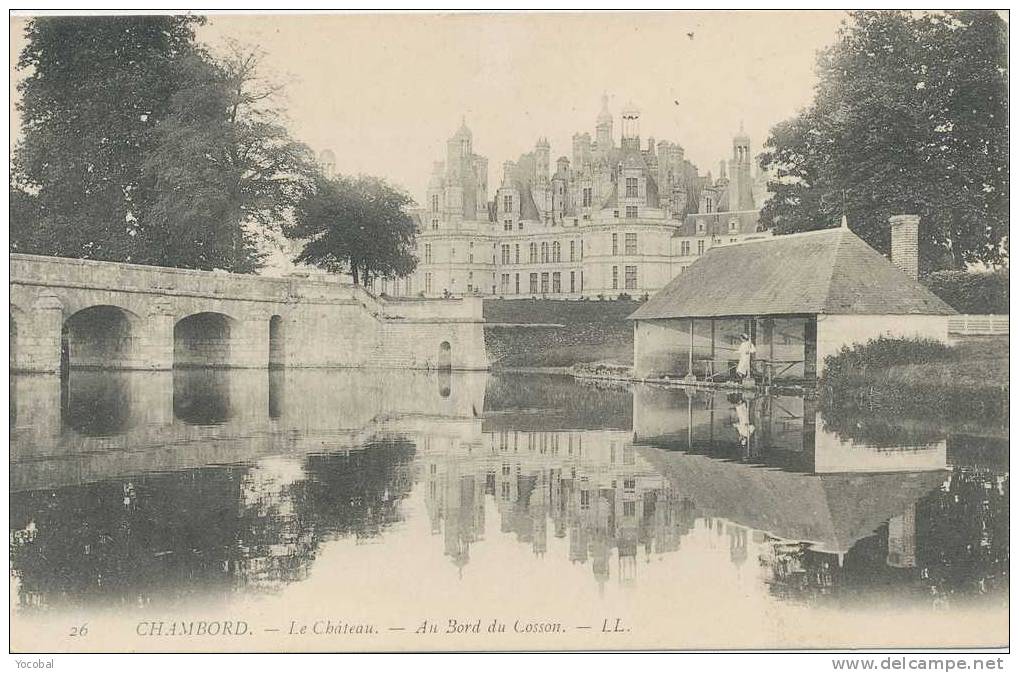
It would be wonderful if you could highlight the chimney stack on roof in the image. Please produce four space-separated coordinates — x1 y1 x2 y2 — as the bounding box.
889 214 921 280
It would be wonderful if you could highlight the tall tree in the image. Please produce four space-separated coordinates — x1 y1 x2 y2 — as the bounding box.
759 10 1008 271
288 174 418 286
11 15 203 261
12 18 313 273
138 44 316 272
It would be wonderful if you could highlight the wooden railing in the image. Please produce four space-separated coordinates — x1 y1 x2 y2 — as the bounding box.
947 314 1009 336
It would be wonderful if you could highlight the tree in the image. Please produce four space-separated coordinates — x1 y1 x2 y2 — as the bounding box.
11 18 314 273
759 10 1008 272
11 16 203 261
138 43 316 272
288 174 418 286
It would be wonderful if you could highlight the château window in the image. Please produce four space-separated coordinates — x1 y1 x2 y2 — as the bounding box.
612 265 618 290
541 242 549 263
625 233 637 255
514 273 520 294
612 233 618 255
552 272 561 294
468 241 474 263
500 274 510 294
529 242 538 263
424 244 432 264
504 219 513 231
681 240 690 256
552 241 561 262
514 244 520 264
624 265 637 290
501 244 511 264
582 187 592 207
569 240 575 262
626 177 639 198
570 271 576 294
431 219 439 230
705 198 713 213
503 195 513 212
729 219 738 231
425 273 432 293
626 206 638 219
697 239 705 255
540 272 549 294
431 195 440 212
529 273 538 294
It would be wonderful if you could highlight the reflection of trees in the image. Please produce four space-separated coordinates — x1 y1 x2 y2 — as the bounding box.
10 440 416 610
819 405 947 449
760 469 1009 607
482 374 631 431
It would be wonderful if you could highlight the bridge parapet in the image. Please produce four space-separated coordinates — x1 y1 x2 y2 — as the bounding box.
10 254 488 372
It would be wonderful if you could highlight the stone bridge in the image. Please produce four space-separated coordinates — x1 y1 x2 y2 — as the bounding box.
10 254 488 373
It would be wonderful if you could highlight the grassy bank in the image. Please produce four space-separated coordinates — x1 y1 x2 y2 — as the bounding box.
483 298 641 369
819 335 1008 427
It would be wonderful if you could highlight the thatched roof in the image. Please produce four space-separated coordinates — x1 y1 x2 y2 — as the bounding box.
630 227 956 320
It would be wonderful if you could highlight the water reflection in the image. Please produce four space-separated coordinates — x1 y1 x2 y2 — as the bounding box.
9 370 1008 619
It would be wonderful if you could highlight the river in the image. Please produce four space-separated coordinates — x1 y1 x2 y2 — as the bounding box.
9 369 1008 651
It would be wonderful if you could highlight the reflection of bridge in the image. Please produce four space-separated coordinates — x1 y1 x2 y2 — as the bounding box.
10 254 487 373
10 369 487 492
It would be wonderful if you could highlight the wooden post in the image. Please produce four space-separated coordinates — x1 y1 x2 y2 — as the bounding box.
684 318 696 381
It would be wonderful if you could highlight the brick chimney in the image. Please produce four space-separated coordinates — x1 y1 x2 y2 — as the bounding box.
889 214 920 279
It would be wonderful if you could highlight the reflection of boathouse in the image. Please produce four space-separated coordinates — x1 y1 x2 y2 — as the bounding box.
629 224 955 381
632 384 949 557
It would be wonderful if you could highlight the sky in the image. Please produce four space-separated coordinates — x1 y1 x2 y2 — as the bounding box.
10 11 848 202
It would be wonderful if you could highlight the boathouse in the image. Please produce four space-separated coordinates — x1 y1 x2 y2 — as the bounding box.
628 219 956 382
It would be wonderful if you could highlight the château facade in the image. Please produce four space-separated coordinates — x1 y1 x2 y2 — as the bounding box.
383 97 771 299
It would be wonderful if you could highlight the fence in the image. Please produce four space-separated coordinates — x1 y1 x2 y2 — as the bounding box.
947 314 1009 336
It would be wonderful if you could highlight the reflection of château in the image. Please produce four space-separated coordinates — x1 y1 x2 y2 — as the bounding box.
8 369 1009 609
418 428 696 585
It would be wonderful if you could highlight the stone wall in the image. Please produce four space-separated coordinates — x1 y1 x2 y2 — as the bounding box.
10 254 488 373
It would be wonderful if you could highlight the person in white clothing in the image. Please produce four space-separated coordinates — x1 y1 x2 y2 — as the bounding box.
735 333 756 384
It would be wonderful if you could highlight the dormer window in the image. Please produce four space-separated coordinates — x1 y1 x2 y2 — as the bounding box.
625 177 639 198
503 195 513 212
697 222 705 233
729 219 737 231
431 195 440 213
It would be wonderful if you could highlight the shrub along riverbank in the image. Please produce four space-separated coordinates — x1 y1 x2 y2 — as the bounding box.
819 335 1008 428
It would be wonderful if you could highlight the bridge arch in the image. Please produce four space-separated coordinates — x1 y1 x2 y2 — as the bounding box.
437 341 452 371
174 312 237 368
10 304 25 371
269 314 285 368
62 305 140 371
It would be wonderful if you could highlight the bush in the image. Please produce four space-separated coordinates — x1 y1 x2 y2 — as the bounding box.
822 336 954 383
617 292 631 300
923 269 1009 314
819 336 1008 425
